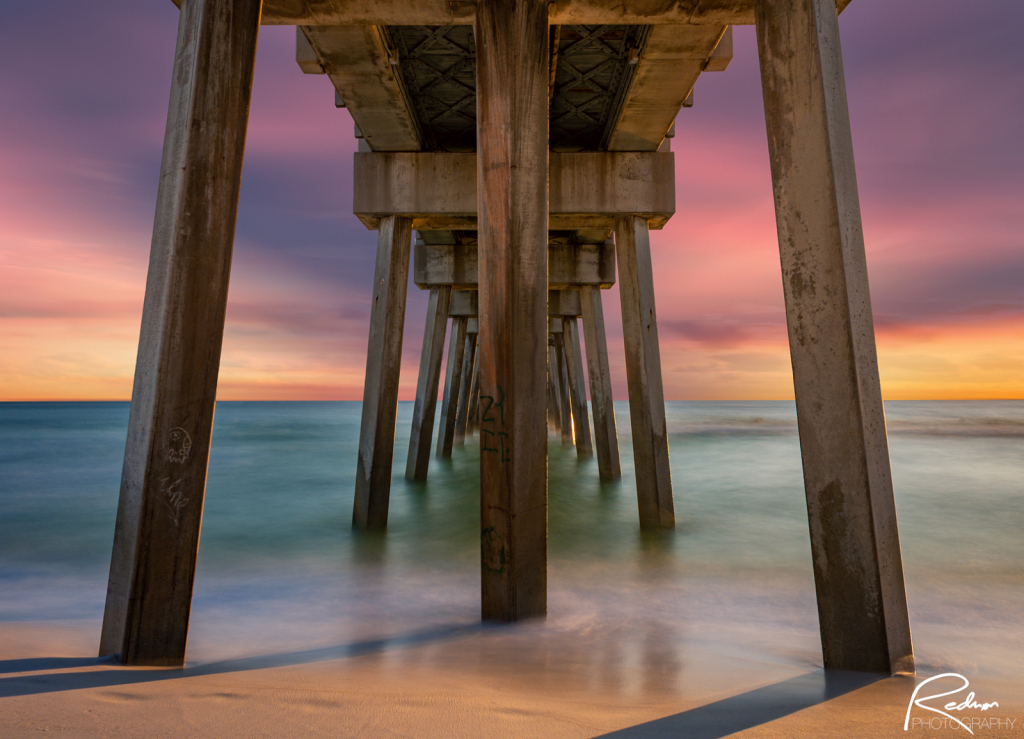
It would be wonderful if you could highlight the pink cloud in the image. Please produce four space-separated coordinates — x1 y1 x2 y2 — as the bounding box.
0 3 1020 400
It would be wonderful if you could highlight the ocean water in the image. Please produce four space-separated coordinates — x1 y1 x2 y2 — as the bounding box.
1 400 1022 689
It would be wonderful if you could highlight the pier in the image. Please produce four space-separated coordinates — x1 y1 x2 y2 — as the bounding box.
101 0 914 677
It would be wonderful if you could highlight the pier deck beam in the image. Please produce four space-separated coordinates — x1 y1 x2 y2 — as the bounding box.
405 286 451 481
476 0 549 622
755 0 914 674
99 0 261 666
580 285 621 479
353 215 412 529
616 216 675 530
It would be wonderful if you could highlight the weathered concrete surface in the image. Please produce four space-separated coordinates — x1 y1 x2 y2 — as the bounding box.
606 25 726 151
403 289 605 470
580 285 621 480
437 315 468 458
467 339 481 436
414 242 615 290
424 288 585 318
295 27 324 74
218 0 851 26
548 289 581 318
548 340 563 434
448 289 479 317
563 317 594 457
547 243 617 290
616 216 674 530
300 26 421 152
756 0 912 675
405 286 450 481
100 0 261 667
704 25 734 71
476 0 549 622
353 152 674 230
454 328 478 446
552 325 574 447
353 216 412 529
297 17 733 157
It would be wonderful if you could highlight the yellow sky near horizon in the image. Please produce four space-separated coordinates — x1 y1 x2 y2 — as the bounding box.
3 300 1020 402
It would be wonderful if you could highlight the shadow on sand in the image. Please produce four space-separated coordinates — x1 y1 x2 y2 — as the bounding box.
595 669 883 739
0 621 480 698
1 627 886 739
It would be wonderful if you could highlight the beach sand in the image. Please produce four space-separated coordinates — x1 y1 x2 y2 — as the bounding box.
4 606 1022 738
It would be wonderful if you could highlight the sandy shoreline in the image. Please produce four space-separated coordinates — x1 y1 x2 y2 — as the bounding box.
3 618 1021 738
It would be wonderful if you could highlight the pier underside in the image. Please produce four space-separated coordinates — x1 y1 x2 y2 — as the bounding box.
105 0 912 678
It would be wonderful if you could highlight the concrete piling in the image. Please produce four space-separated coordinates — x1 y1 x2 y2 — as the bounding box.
99 0 262 667
755 0 914 674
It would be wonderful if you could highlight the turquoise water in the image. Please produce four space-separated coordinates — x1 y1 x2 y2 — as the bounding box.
1 400 1022 679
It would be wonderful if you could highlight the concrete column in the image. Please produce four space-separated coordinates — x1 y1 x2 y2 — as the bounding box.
756 0 913 675
467 343 481 436
437 316 468 458
580 285 621 480
563 316 593 457
353 215 413 529
616 216 674 530
553 325 574 447
548 339 563 433
476 0 549 621
98 0 261 666
454 325 478 446
406 285 451 481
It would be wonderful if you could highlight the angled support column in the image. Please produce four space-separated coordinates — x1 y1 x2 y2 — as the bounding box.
552 323 573 447
454 323 478 446
353 215 413 529
406 285 451 481
580 285 621 479
616 216 674 530
548 338 563 433
756 0 913 675
467 342 481 436
476 0 549 621
437 316 468 458
99 0 261 666
562 316 593 457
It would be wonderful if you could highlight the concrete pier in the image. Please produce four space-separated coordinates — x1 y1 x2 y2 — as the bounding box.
405 286 451 481
548 339 564 434
756 0 914 674
476 0 550 621
353 216 412 529
616 216 674 530
437 315 468 459
109 0 913 674
552 323 574 448
406 248 619 472
580 284 621 480
100 0 261 666
454 319 478 446
563 316 594 457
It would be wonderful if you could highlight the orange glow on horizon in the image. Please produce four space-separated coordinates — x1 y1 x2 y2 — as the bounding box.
1 20 1020 404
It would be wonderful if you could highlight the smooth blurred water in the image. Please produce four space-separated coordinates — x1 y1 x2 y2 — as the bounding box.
1 400 1022 679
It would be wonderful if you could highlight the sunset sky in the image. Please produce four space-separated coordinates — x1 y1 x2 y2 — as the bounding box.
1 0 1021 401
